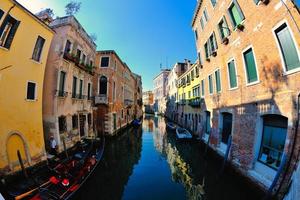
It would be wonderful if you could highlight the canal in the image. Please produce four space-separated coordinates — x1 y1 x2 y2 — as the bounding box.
74 115 264 200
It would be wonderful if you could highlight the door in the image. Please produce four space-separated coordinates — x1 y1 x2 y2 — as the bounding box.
113 113 117 131
221 113 233 144
79 114 86 137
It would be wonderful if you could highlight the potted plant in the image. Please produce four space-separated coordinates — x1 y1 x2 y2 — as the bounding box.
206 57 210 62
237 24 244 31
260 0 269 5
222 37 229 45
212 51 217 57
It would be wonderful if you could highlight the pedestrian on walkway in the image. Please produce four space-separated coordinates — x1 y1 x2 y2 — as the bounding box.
49 135 58 156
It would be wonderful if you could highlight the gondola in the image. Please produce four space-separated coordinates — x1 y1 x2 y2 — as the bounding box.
166 122 177 132
5 137 105 200
30 137 105 200
176 127 193 140
132 119 142 127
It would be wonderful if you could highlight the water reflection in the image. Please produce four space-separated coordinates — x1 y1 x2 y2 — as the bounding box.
75 115 263 200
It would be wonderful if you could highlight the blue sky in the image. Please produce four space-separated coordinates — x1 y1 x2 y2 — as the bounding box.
18 0 197 91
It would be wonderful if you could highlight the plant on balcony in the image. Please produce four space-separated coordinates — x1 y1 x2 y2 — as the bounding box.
222 37 229 45
237 24 245 31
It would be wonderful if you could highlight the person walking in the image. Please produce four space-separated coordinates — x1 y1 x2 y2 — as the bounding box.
49 136 58 156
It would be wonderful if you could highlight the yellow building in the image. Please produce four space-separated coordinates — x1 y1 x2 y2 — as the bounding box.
0 0 54 175
176 62 202 135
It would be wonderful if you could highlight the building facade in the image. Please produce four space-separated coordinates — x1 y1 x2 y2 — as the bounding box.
0 0 54 174
192 0 300 196
93 50 140 136
165 61 189 121
43 16 96 152
133 73 143 119
176 62 202 136
153 69 170 115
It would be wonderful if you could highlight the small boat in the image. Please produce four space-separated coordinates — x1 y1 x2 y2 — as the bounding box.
132 119 142 127
6 138 105 200
166 122 177 131
176 127 193 140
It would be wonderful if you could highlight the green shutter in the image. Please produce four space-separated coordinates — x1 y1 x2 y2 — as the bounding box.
229 1 244 28
201 80 205 96
209 75 213 94
228 60 237 88
200 17 204 30
276 24 300 71
253 0 260 4
215 70 221 92
59 71 66 92
244 49 258 83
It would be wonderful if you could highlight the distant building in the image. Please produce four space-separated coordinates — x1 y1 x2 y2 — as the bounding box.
0 0 54 174
43 16 96 152
133 73 143 119
93 50 140 136
191 0 300 196
143 91 154 114
153 69 170 115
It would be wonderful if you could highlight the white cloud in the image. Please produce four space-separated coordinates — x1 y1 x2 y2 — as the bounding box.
17 0 50 13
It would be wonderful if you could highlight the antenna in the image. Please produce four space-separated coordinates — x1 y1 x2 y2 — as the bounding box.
160 63 162 70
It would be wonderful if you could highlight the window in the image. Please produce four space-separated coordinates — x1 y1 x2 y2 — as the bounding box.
72 76 77 98
99 76 107 95
221 113 233 144
274 23 300 72
87 83 91 100
201 80 205 96
211 0 217 7
228 59 238 89
204 42 210 59
113 81 116 101
215 69 221 93
194 29 198 40
27 82 36 100
228 0 245 28
209 32 218 53
72 115 78 129
0 9 4 20
243 47 258 84
191 70 195 80
200 17 204 30
205 111 211 134
195 66 200 77
64 40 72 54
32 36 45 62
58 71 66 97
76 49 82 61
188 91 191 98
218 17 230 40
0 15 20 49
90 60 93 67
88 113 92 128
208 75 213 94
101 57 110 67
258 115 287 170
198 51 203 65
58 116 67 133
79 79 83 99
203 8 209 23
82 54 86 65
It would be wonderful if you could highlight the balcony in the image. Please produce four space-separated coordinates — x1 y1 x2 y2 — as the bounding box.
188 97 202 107
94 95 108 105
177 100 186 105
124 99 134 107
63 52 95 75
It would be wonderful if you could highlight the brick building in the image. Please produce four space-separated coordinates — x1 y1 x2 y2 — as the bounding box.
43 16 96 151
93 50 141 136
191 0 300 197
153 69 170 115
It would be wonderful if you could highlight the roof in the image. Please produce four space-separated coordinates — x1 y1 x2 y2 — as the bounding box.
153 69 171 80
191 0 203 27
12 0 55 33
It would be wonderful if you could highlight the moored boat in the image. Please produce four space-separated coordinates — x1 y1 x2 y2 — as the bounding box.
132 119 142 127
166 122 177 131
176 127 193 140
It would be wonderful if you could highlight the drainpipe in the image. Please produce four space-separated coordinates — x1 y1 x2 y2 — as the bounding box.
274 93 300 198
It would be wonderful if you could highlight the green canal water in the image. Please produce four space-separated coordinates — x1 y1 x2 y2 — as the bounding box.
74 115 264 200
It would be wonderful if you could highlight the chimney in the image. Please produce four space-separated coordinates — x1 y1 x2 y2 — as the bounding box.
36 9 54 25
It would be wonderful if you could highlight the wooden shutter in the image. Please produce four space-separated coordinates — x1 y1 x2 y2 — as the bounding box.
72 76 77 97
244 49 258 83
215 70 221 92
4 17 20 49
228 60 237 88
276 24 300 71
234 0 245 24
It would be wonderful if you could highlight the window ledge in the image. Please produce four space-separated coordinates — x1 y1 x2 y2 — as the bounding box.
228 86 239 91
283 67 300 76
25 99 37 102
246 80 260 87
248 161 276 187
30 59 42 65
0 46 9 51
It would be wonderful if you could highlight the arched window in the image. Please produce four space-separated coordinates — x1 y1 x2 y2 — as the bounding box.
99 76 107 95
258 114 288 169
221 112 233 145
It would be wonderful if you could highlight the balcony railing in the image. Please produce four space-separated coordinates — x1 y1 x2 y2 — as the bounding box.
124 99 134 107
94 95 108 105
188 97 202 107
63 52 95 75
